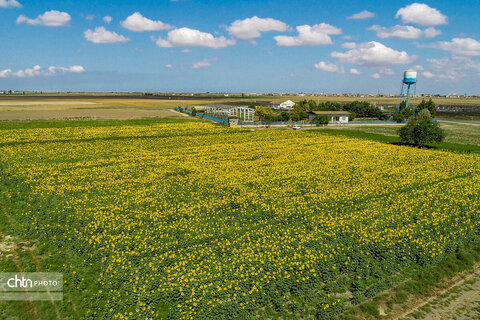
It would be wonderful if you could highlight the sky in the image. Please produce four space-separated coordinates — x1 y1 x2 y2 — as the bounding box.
1 0 480 94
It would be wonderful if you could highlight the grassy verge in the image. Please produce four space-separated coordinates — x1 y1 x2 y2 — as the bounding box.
314 128 480 154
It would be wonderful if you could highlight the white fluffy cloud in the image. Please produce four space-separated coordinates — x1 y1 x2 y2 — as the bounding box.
350 68 361 75
84 27 130 44
368 25 423 39
155 28 236 49
396 3 447 27
427 57 480 80
341 42 357 49
428 38 480 57
422 71 435 78
121 12 172 32
103 16 112 24
424 27 442 38
275 23 342 46
347 10 375 20
368 25 441 39
331 41 415 67
227 16 287 41
0 0 22 8
165 64 173 69
16 10 71 27
0 65 85 78
192 59 211 69
372 73 381 79
314 61 341 73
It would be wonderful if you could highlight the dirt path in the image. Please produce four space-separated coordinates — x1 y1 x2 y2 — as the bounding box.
398 267 480 320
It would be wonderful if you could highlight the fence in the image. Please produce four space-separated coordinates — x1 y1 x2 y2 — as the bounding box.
175 107 229 124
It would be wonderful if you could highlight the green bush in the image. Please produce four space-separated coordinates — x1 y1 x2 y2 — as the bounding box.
315 115 330 125
399 118 445 146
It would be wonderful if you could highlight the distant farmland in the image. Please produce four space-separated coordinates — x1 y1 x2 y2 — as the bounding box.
1 120 479 319
1 94 480 121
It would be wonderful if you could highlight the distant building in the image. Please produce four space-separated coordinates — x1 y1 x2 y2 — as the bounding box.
309 111 350 124
277 100 295 110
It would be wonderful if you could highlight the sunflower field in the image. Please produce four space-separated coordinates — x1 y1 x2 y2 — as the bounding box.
1 120 479 319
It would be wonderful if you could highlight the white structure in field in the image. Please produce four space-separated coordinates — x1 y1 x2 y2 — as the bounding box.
203 104 255 121
278 100 295 110
309 111 350 124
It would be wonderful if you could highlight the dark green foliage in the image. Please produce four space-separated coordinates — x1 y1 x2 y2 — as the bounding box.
417 98 437 118
277 111 290 121
399 119 446 146
191 107 197 117
342 101 382 118
291 111 309 121
316 101 343 112
315 115 330 125
393 112 406 123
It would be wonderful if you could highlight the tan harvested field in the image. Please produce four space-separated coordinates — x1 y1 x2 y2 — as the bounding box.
0 98 214 121
268 96 480 107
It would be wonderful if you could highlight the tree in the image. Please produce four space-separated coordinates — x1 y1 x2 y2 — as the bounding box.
191 107 197 116
343 101 382 118
255 106 273 121
399 118 445 146
417 108 432 120
315 115 329 125
277 111 290 121
417 98 437 118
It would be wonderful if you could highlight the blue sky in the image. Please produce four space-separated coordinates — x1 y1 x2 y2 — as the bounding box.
1 0 479 93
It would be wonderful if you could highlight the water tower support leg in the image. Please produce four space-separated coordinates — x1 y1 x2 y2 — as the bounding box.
405 84 411 111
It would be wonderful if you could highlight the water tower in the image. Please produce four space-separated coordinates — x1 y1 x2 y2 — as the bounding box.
397 69 417 115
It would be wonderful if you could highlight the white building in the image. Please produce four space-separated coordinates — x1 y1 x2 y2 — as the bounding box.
309 111 350 124
277 100 295 110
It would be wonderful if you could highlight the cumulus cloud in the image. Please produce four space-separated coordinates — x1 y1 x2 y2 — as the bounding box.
86 14 94 21
0 0 22 8
424 27 442 38
396 3 447 27
347 10 375 20
422 71 435 78
155 27 236 49
427 57 480 80
427 38 480 57
0 65 85 78
314 61 341 73
227 16 287 41
103 16 112 24
275 23 342 46
350 68 361 75
165 64 173 69
121 12 172 32
378 67 395 75
331 41 415 67
372 73 381 79
84 27 130 44
16 10 71 27
368 25 441 39
341 42 357 49
0 69 12 78
368 25 423 39
192 59 211 69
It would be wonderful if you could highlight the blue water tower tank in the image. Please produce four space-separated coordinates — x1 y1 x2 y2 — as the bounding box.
403 69 417 84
